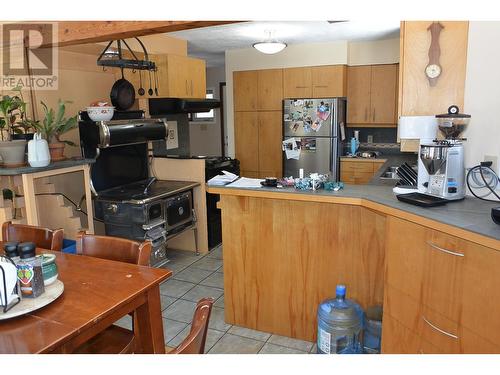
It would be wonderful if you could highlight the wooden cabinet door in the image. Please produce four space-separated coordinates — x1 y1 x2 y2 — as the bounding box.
312 65 347 98
283 67 312 98
385 217 426 299
370 64 398 125
188 57 206 98
257 69 283 110
258 111 282 178
346 65 371 124
461 240 500 348
166 54 190 97
233 71 258 111
234 112 259 173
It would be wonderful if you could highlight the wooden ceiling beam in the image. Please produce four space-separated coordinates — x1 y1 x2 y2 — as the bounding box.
39 21 240 47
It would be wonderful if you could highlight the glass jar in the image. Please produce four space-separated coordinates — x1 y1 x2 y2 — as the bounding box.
16 242 45 298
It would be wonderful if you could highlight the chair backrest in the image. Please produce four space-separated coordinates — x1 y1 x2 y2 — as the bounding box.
2 221 64 251
76 231 152 266
168 298 214 354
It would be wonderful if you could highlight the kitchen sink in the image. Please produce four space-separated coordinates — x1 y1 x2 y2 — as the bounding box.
380 166 399 180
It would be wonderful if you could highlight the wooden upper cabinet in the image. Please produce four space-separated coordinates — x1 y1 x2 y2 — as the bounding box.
257 69 283 111
347 65 372 124
124 54 206 99
234 69 283 111
234 112 259 173
187 57 207 98
399 21 469 116
258 111 282 178
283 67 312 98
347 64 398 127
370 64 398 124
312 65 347 98
233 70 258 111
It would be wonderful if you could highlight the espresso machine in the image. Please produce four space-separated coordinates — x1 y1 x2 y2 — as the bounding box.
419 105 471 201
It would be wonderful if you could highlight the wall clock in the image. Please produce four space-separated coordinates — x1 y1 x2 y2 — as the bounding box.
425 22 444 87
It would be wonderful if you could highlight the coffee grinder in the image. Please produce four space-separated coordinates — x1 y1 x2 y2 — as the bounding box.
419 105 471 201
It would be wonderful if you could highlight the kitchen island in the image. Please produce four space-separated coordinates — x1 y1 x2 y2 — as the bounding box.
207 183 500 353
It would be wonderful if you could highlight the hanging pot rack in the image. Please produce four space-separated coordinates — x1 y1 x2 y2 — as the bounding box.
97 37 156 71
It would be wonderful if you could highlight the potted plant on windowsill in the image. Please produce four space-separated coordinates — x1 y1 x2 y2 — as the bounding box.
33 100 78 161
0 90 31 167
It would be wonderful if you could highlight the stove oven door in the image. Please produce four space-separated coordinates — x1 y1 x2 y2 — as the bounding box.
165 190 193 233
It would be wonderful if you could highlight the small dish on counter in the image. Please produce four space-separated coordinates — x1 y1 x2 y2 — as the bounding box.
86 106 114 121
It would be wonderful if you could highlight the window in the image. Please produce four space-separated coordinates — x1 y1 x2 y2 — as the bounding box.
192 89 216 123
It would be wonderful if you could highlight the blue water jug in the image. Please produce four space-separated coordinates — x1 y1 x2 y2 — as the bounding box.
350 137 360 155
317 285 364 354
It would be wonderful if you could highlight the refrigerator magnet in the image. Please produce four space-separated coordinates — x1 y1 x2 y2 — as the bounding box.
311 118 323 132
291 111 303 121
289 121 303 133
304 100 314 109
293 99 304 106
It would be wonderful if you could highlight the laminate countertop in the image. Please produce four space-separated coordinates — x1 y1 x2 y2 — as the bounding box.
207 183 500 250
0 158 95 175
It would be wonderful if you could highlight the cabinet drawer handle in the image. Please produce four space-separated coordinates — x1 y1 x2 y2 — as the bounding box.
422 316 459 339
365 108 368 121
296 85 308 88
426 241 465 257
372 108 376 122
314 85 328 88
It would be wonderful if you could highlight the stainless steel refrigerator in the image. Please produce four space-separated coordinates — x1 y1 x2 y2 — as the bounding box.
283 97 346 181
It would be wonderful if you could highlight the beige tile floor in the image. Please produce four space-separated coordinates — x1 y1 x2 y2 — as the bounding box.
115 245 318 354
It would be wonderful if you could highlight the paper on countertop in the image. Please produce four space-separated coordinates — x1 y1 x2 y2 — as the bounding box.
282 138 301 160
207 170 239 186
227 177 264 188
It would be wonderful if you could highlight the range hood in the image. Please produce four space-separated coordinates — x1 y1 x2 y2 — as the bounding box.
148 98 220 116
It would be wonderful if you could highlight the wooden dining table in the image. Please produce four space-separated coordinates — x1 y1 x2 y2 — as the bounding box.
0 245 171 354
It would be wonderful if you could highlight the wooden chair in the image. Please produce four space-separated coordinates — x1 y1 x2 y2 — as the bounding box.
166 297 214 354
1 221 64 251
73 231 152 354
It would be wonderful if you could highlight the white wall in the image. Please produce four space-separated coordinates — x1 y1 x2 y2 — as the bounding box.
189 66 225 156
348 38 400 66
225 38 400 157
463 21 500 174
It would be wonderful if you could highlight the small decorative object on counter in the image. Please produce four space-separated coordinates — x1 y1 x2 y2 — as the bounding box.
278 176 295 187
317 284 364 354
16 242 45 298
294 173 329 191
3 242 20 263
324 181 344 191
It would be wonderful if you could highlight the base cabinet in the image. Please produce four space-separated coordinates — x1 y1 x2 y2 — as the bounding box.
221 196 385 342
382 216 500 353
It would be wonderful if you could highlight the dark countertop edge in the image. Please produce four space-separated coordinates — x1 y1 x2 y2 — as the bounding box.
208 183 500 249
0 158 96 176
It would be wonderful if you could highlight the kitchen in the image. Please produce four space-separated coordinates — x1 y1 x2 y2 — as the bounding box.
0 6 499 372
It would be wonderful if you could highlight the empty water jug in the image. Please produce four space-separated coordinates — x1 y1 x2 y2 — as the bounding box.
317 285 363 354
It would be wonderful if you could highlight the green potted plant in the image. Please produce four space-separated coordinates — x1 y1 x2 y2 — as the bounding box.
0 89 30 167
33 100 78 161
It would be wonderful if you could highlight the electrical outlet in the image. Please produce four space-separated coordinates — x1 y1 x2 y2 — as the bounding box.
367 135 374 143
484 155 499 175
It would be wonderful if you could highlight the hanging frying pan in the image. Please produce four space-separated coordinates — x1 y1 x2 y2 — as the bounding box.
110 68 136 110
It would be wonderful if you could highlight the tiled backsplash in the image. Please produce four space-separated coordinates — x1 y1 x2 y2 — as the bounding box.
345 127 398 143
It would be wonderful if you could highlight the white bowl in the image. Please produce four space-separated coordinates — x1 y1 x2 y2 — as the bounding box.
86 106 114 121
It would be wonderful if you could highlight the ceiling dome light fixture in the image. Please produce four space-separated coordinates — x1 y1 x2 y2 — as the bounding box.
253 30 287 54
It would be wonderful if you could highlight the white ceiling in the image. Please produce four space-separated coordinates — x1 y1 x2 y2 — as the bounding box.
169 21 400 67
